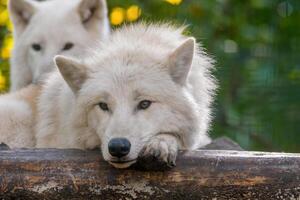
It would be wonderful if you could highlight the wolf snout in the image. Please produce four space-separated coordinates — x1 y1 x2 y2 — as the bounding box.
108 138 131 158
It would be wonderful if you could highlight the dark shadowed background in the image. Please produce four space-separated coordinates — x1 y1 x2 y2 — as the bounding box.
0 0 299 152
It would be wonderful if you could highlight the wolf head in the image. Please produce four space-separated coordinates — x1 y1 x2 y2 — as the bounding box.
9 0 109 91
54 23 215 168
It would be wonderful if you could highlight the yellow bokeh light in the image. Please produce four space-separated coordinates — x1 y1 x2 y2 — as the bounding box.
0 9 8 26
165 0 182 5
1 35 13 59
0 0 7 6
110 7 125 26
6 21 13 32
0 73 6 91
126 5 141 22
1 47 10 59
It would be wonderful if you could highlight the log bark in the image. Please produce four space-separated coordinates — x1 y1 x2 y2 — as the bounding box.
0 149 300 200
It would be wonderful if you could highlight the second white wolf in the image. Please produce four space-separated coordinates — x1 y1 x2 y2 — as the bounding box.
8 0 109 91
0 23 217 168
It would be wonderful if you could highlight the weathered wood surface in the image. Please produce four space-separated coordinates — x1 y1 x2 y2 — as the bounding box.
0 148 300 200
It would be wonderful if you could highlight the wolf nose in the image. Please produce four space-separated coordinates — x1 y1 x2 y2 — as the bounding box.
108 138 131 158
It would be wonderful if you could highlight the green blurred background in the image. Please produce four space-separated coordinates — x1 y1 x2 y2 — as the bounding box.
0 0 299 152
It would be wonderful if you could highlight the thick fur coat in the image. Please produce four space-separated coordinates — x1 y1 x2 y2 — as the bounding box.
0 23 216 168
8 0 110 91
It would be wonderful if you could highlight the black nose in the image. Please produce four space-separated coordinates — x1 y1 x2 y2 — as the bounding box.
108 138 131 158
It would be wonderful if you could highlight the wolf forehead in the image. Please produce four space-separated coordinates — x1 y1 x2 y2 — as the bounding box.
84 24 192 75
84 45 173 81
56 23 215 96
84 53 175 97
62 24 197 91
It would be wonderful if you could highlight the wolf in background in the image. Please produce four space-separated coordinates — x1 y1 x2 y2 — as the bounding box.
8 0 110 91
0 23 216 169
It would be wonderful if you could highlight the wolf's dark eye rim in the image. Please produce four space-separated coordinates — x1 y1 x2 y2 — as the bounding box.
99 102 109 111
32 43 42 51
63 42 74 51
137 100 152 110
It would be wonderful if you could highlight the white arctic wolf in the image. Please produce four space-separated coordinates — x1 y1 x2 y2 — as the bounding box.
8 0 109 91
0 23 216 169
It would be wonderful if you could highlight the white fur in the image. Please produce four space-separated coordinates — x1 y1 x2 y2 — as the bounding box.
0 85 40 148
36 23 217 168
9 0 110 91
0 99 33 147
1 23 216 169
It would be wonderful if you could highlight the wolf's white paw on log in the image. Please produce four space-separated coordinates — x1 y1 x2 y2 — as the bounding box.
137 134 178 170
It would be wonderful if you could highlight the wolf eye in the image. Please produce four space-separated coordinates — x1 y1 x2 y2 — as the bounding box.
32 43 42 51
63 42 74 51
137 100 152 110
99 102 109 111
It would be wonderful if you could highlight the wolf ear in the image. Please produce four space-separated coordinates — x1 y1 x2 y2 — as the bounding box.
168 38 195 86
8 0 36 36
77 0 108 28
54 56 87 93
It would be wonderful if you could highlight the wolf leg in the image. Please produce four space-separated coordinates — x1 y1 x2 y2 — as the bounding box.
138 134 179 169
0 85 39 148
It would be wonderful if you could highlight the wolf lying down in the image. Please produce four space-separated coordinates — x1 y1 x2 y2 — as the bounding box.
0 23 216 169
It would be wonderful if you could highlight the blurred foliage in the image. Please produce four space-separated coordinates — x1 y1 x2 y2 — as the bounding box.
0 0 299 152
0 0 11 90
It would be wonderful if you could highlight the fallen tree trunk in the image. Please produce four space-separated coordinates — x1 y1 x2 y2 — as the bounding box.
0 149 300 199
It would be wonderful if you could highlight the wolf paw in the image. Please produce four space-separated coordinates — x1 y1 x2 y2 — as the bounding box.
137 134 178 170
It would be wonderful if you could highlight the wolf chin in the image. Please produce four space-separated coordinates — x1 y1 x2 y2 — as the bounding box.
0 23 217 169
8 0 110 91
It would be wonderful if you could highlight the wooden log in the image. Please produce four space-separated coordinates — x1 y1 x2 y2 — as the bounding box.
0 149 300 199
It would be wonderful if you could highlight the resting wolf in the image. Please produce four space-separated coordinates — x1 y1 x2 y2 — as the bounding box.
0 23 216 169
8 0 109 91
